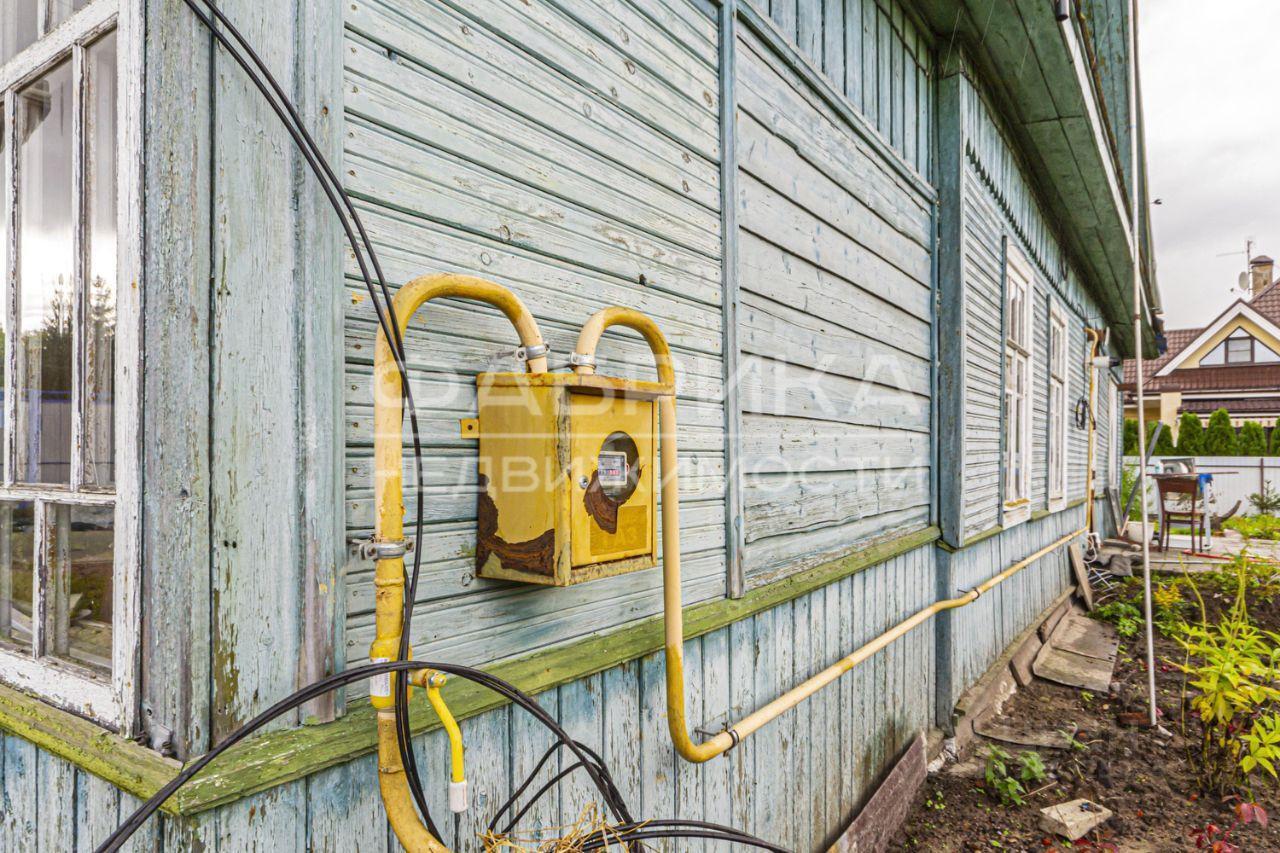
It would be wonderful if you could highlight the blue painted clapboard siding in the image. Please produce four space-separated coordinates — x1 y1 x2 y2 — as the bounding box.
754 0 932 178
958 71 1108 538
936 505 1082 721
24 544 939 852
340 0 728 682
734 19 935 586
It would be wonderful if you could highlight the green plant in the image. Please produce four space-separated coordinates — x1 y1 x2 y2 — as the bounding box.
1270 427 1280 457
1121 464 1143 521
1239 421 1268 456
1176 560 1280 794
1248 486 1280 516
1204 408 1240 456
1092 600 1143 637
1152 420 1177 455
1178 411 1206 456
1225 515 1280 541
982 745 1046 806
1124 418 1140 456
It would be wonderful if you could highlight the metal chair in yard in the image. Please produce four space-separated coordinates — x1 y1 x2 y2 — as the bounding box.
1155 474 1205 553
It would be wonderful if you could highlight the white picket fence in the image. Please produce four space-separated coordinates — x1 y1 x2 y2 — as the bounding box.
1124 456 1280 517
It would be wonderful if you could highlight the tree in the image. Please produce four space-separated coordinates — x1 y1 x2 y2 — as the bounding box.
1176 412 1205 456
1150 420 1176 456
1203 408 1239 456
1239 421 1268 456
1270 427 1280 457
1123 418 1139 456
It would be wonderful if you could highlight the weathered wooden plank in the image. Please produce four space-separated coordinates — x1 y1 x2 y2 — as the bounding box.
699 628 732 849
743 467 930 543
728 616 756 837
346 0 720 206
638 651 676 842
345 39 721 261
140 0 214 760
35 751 76 850
737 355 930 430
556 675 601 829
305 754 388 852
74 771 121 853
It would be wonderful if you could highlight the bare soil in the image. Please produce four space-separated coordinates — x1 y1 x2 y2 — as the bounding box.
893 567 1280 851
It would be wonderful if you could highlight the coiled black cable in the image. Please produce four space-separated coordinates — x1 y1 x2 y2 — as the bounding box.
124 4 787 851
94 659 780 852
177 0 443 834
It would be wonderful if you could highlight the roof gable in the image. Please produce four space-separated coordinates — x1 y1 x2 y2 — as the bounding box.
1155 300 1280 376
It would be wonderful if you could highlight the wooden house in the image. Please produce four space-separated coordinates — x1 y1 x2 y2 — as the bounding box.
0 0 1159 848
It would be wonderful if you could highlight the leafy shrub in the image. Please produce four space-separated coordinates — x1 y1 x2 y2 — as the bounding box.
1152 421 1177 456
1176 559 1280 794
1240 421 1268 456
1204 408 1240 455
1271 427 1280 457
1225 515 1280 541
1124 418 1140 456
1178 411 1206 456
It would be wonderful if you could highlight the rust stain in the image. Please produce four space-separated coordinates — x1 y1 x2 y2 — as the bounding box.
476 475 555 576
583 471 619 534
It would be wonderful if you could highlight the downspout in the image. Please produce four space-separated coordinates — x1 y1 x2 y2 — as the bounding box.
373 273 548 851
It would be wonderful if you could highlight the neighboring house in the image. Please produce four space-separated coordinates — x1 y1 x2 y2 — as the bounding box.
1122 255 1280 434
0 0 1157 850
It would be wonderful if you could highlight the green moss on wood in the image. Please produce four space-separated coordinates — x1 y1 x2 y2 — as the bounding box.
0 525 939 815
0 684 181 812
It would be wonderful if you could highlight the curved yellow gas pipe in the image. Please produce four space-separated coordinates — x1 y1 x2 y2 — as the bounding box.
1084 328 1103 534
373 273 547 851
574 306 1091 764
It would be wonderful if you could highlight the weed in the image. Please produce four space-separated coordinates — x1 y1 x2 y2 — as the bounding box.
1190 800 1269 852
1092 601 1143 637
983 745 1047 806
1176 560 1280 794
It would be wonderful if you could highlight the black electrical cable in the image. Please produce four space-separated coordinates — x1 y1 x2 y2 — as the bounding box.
178 0 441 834
138 5 785 852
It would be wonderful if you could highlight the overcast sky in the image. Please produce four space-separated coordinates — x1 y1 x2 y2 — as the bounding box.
1139 0 1280 330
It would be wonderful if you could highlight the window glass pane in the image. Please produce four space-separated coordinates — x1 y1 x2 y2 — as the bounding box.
47 0 90 31
1200 343 1226 366
85 31 116 487
17 61 74 485
45 503 112 674
1227 337 1252 363
0 0 39 65
0 501 34 651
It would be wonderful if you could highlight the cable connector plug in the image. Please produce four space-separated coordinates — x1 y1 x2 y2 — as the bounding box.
449 779 469 813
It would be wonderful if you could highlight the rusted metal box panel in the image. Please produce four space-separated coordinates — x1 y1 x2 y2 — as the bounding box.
474 373 661 586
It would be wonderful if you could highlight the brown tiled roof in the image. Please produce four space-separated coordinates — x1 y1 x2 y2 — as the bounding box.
1180 397 1280 415
1144 363 1280 393
1120 279 1280 390
1121 327 1201 385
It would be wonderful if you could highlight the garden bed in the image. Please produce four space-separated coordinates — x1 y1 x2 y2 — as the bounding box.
894 556 1280 851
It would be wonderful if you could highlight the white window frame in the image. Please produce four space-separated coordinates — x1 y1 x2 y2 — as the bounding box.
1003 245 1033 526
0 0 141 732
1047 303 1068 512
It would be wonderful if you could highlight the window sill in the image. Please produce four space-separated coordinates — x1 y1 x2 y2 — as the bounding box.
0 682 179 809
1003 500 1032 527
1046 497 1067 515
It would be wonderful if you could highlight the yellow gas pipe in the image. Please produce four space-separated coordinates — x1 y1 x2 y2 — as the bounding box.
572 308 1091 764
371 285 1098 849
372 273 548 852
1084 328 1103 535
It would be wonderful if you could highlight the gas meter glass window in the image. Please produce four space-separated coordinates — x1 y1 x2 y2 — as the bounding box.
597 432 640 504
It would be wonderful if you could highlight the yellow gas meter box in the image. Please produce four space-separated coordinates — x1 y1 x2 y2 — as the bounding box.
471 372 664 586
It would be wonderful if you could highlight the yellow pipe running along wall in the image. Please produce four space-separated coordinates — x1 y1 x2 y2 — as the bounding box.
371 275 1094 848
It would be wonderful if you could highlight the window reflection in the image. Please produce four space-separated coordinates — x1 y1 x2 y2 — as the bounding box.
45 503 113 673
85 32 117 486
17 62 74 485
0 502 35 651
0 0 39 66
